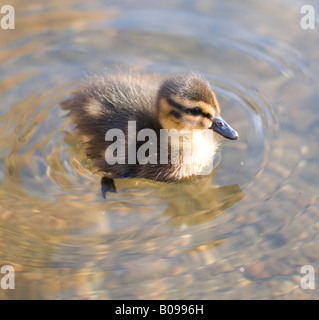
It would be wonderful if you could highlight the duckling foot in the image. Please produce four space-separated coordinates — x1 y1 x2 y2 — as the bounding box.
101 176 116 199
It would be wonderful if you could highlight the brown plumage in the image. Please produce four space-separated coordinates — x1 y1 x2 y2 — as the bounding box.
61 73 238 182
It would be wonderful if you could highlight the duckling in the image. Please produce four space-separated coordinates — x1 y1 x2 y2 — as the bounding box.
61 73 238 185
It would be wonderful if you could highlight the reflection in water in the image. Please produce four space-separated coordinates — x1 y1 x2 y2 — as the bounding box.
0 0 319 299
163 178 244 227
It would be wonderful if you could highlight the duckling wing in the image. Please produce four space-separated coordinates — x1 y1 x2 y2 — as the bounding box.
61 75 165 178
62 75 161 131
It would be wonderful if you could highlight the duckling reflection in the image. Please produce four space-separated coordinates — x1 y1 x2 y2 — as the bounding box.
101 172 244 227
61 73 239 191
162 175 244 226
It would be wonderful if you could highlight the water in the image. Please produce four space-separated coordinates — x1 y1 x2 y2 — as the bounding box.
0 0 319 299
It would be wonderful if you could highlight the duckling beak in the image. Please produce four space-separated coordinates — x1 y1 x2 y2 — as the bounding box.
210 115 239 140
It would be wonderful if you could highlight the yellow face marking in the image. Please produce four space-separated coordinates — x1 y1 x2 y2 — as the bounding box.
188 100 217 118
158 97 186 130
169 94 220 119
211 90 221 115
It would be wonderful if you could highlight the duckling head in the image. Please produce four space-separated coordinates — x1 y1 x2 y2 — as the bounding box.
156 73 239 140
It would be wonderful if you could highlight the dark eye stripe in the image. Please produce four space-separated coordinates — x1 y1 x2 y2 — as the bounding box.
167 97 188 113
167 97 212 120
170 110 182 119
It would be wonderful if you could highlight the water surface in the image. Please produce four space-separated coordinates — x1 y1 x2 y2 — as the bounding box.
0 0 319 299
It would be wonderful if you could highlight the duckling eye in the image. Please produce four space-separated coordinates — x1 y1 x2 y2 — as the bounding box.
190 107 201 115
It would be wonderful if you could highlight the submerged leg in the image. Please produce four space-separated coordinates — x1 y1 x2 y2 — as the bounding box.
101 176 116 199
